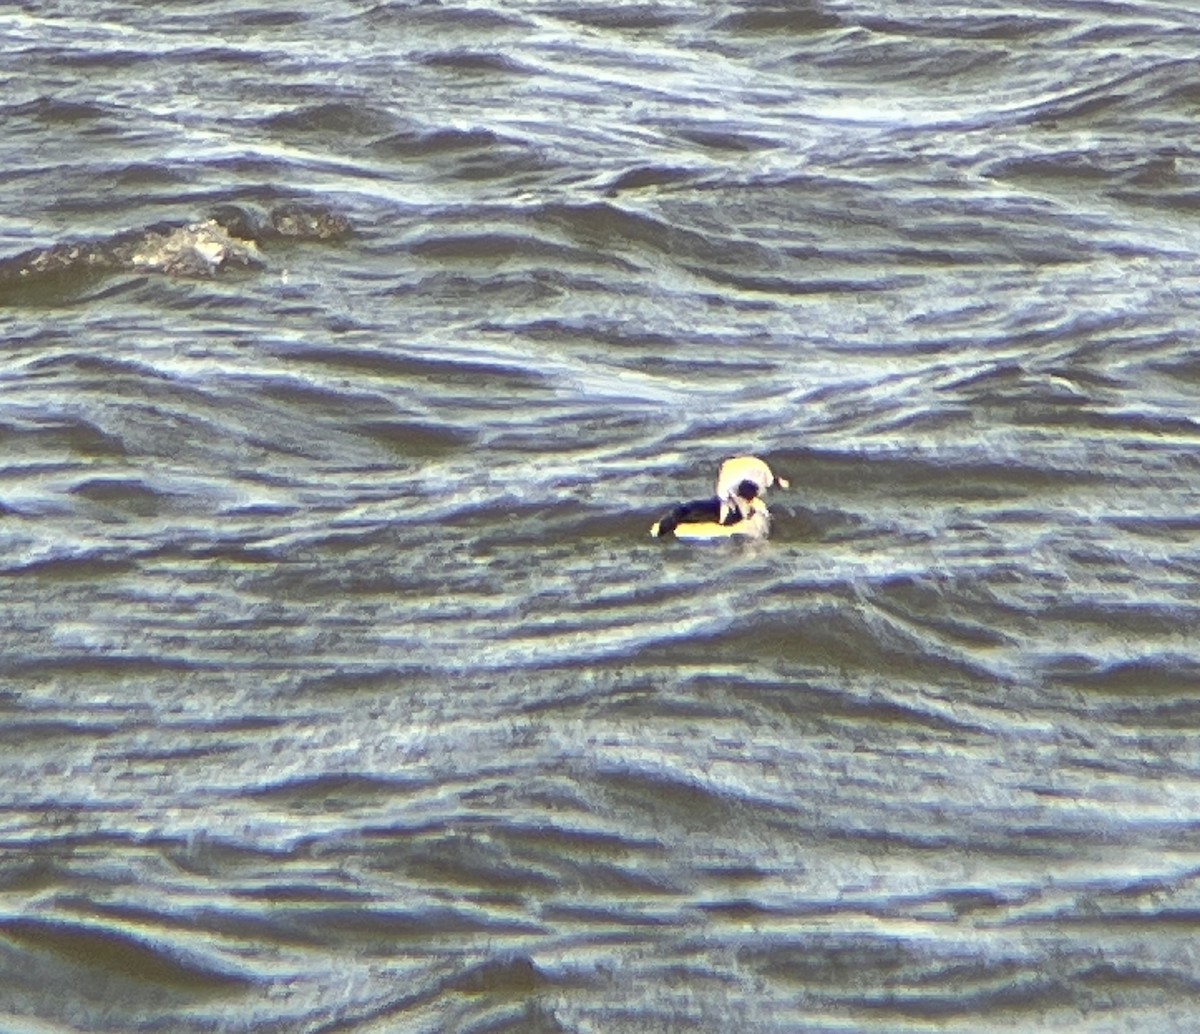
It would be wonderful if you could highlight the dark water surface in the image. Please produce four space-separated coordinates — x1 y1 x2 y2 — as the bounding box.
3 1 1200 1030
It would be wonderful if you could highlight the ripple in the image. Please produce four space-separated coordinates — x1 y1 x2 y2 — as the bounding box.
0 916 253 991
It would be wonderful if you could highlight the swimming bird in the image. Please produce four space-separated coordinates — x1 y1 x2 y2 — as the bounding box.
650 456 789 540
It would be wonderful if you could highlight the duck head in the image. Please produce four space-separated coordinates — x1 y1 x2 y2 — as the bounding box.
716 456 789 524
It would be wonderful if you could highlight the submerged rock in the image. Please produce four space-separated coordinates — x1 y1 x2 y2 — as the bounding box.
128 219 264 277
208 202 354 246
0 201 352 294
264 203 352 242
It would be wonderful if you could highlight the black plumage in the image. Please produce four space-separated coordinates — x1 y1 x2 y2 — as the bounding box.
652 496 743 538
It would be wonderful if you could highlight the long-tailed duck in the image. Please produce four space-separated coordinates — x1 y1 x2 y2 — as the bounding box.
650 456 789 540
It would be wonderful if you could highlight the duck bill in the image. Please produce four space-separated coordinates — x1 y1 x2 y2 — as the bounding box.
723 496 754 523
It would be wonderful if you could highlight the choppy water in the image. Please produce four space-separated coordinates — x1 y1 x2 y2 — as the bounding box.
3 1 1200 1031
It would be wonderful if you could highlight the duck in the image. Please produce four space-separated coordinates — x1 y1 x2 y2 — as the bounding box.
650 456 789 540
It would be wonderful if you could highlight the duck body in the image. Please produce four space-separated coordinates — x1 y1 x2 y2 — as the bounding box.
650 456 786 541
650 495 771 540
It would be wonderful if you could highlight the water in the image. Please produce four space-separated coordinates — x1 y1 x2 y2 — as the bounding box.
2 1 1200 1030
